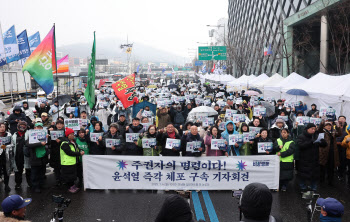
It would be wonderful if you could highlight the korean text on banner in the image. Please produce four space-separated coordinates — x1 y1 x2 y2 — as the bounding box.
83 156 280 190
3 25 20 63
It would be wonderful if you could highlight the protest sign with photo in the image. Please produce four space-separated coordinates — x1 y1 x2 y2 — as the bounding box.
229 134 243 145
253 107 266 116
258 142 273 153
211 139 226 150
310 117 322 125
28 129 47 144
142 138 157 148
186 141 202 152
165 138 181 149
105 139 121 148
225 109 238 118
50 130 64 140
278 115 288 122
249 127 262 136
90 133 104 142
243 132 255 142
125 133 140 143
64 119 80 130
296 116 310 125
0 136 11 145
218 122 226 131
202 117 214 127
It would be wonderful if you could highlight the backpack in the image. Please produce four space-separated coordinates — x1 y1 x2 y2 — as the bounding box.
174 111 185 124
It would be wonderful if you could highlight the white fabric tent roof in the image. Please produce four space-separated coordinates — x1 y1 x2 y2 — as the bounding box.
254 73 284 87
249 73 269 85
227 75 256 86
265 72 306 92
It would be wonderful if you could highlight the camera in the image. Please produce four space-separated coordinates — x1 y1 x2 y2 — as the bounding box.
51 195 71 222
52 195 71 206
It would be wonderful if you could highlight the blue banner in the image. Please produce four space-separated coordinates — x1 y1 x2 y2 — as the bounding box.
195 61 203 66
136 64 140 73
3 25 20 63
17 30 31 59
28 31 40 53
0 24 7 66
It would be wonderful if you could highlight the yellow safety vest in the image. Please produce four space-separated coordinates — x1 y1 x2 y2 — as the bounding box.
60 141 77 166
277 139 294 162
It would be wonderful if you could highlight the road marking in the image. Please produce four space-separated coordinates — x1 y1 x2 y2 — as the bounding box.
202 191 219 222
191 191 205 221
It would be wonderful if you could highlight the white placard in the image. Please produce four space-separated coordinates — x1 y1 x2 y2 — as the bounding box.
218 122 226 131
64 119 80 130
142 138 157 148
229 134 243 145
253 107 266 116
90 133 104 142
50 130 64 140
105 139 121 148
310 117 322 125
165 138 181 149
225 109 238 118
125 133 140 143
0 136 11 145
211 139 226 150
258 142 273 153
186 141 202 152
243 132 255 142
278 115 288 122
66 107 76 114
249 127 262 136
296 116 310 125
28 129 47 144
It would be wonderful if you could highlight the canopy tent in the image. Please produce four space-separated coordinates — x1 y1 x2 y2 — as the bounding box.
264 72 306 99
253 73 284 89
227 75 256 90
248 73 269 85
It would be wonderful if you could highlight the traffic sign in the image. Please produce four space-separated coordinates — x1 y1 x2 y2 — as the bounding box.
198 46 227 61
195 61 203 66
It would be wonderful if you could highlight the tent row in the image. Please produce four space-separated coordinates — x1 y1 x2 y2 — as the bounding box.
196 72 350 119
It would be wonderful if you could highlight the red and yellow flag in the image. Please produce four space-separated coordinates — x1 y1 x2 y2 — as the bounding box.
112 74 138 108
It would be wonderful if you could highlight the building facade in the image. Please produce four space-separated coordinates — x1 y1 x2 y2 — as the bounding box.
228 0 346 78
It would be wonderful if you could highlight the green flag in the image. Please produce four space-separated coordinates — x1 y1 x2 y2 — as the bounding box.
84 32 96 109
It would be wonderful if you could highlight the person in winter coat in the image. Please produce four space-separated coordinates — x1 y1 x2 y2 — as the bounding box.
204 126 228 156
248 116 268 129
104 123 125 155
8 107 27 135
169 105 186 129
49 100 60 122
60 128 85 194
252 129 274 155
157 107 171 129
182 126 205 157
0 194 32 222
273 128 295 191
124 117 145 155
157 123 181 156
318 121 342 186
75 129 90 188
306 104 318 117
238 122 253 156
179 121 193 137
115 113 128 136
293 101 307 114
337 116 348 180
137 125 160 156
48 120 65 186
155 194 193 222
341 125 350 188
25 122 49 193
221 121 240 156
86 116 105 133
88 121 105 155
182 103 193 121
0 123 12 192
11 121 31 190
35 101 50 118
40 112 52 128
297 123 327 192
269 118 288 142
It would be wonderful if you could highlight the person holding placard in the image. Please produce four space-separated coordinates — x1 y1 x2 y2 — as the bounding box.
103 123 124 155
35 102 50 119
204 126 227 156
157 123 181 156
8 107 27 135
60 128 85 194
252 129 273 155
269 119 288 142
0 123 12 192
221 121 240 156
88 121 105 155
306 104 318 117
25 122 49 193
124 117 145 156
238 122 253 156
182 126 205 157
137 125 159 156
248 117 267 129
48 120 65 186
157 107 171 130
273 128 295 191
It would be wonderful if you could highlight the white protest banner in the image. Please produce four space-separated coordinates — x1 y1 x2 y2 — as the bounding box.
165 138 181 149
125 133 140 143
203 99 211 106
105 139 121 148
229 134 243 145
157 101 166 108
278 115 288 122
50 130 64 140
250 100 257 106
310 117 322 125
186 141 202 152
142 138 157 148
83 155 280 190
79 119 89 128
232 114 245 123
90 133 104 142
253 107 266 117
28 129 47 144
319 107 335 117
65 119 80 130
258 142 273 153
0 136 11 145
296 116 310 125
142 123 152 131
218 122 226 131
66 107 75 114
243 132 255 142
235 97 243 104
249 127 262 136
211 139 226 150
202 117 214 127
225 109 238 118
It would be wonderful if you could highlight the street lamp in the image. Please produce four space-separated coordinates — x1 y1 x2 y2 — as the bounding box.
207 24 226 45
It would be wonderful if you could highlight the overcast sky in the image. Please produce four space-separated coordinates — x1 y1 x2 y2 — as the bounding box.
0 0 228 60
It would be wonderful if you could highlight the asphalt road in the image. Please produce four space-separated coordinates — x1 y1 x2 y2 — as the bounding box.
0 167 349 222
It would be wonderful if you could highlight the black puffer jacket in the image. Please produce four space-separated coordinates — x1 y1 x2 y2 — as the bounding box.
124 124 144 155
103 131 124 155
155 194 193 222
8 107 27 134
157 131 181 156
89 129 105 155
297 129 326 180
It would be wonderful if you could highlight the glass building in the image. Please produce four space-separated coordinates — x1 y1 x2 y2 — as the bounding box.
227 0 348 78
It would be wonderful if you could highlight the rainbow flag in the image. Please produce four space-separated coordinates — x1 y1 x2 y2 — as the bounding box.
22 26 56 94
57 54 69 73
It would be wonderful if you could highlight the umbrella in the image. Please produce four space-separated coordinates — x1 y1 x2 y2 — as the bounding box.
260 101 275 117
52 95 71 105
147 85 157 88
167 84 178 89
244 90 260 96
286 89 309 96
248 88 263 94
188 106 218 116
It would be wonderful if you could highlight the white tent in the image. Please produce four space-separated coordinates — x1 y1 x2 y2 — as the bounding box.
253 73 284 89
264 72 306 99
249 73 269 86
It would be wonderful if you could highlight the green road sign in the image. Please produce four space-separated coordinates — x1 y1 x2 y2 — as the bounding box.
174 67 178 71
198 46 227 61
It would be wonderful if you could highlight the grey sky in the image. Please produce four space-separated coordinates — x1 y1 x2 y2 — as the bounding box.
0 0 228 59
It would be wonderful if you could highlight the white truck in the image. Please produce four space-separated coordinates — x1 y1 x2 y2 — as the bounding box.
0 71 32 97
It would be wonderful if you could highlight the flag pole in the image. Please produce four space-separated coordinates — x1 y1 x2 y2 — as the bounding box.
53 23 59 118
